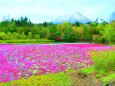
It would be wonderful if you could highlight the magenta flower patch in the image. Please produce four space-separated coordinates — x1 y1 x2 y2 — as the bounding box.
0 44 113 82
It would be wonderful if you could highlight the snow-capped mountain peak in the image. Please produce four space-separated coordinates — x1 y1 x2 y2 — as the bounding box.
53 11 92 24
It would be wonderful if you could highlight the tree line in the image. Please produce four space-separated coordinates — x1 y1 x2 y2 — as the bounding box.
0 16 115 44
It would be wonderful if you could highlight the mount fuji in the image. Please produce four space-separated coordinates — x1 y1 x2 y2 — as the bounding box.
52 11 92 24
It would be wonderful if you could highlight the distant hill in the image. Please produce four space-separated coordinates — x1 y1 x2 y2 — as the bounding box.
109 12 115 22
52 11 92 24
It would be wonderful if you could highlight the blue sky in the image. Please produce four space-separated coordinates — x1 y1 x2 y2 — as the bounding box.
0 0 115 23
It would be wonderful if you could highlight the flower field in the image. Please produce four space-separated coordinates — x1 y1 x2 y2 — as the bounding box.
0 44 115 84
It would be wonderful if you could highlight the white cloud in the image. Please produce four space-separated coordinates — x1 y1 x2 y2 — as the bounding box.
0 4 67 22
71 0 115 21
83 5 105 20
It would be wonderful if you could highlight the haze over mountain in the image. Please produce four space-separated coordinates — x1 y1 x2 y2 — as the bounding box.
52 11 92 24
109 12 115 22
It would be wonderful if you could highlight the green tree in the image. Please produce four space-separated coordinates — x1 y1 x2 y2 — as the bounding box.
0 32 6 40
28 32 32 39
21 32 27 39
103 24 115 44
47 25 57 40
13 32 21 40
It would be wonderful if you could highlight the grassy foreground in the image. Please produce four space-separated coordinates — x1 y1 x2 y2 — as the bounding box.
0 68 114 86
0 39 55 44
0 72 73 86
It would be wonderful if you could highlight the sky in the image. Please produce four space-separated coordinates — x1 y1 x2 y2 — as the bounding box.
0 0 115 23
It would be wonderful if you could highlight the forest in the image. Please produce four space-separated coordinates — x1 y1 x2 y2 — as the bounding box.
0 16 115 44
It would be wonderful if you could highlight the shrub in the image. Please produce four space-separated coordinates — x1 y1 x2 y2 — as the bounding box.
55 36 62 42
0 32 6 40
91 50 115 71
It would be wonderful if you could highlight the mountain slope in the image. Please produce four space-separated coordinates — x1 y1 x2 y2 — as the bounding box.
53 11 92 24
109 12 115 22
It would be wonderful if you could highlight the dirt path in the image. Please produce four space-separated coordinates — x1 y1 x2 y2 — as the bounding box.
67 70 103 86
